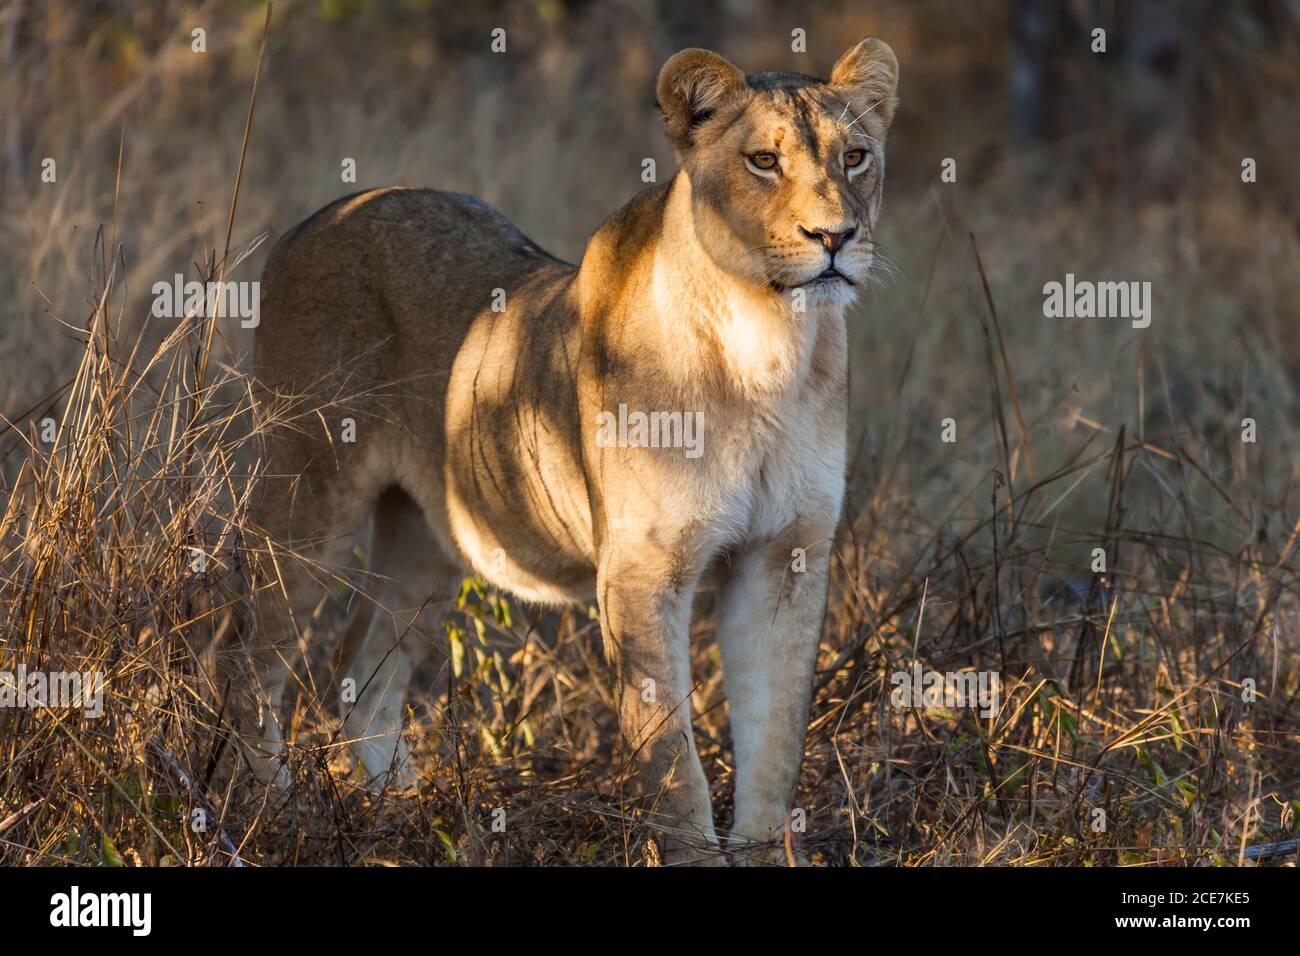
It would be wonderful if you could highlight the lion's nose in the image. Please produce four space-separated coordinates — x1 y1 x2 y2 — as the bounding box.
799 225 857 254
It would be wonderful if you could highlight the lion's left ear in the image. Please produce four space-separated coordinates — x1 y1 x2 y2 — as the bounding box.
829 38 899 132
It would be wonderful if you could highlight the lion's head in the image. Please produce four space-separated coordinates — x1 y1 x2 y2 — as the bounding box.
656 39 899 308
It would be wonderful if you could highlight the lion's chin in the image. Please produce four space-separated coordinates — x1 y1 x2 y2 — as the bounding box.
772 272 858 313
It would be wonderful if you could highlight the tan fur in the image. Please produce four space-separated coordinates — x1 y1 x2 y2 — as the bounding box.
233 38 898 865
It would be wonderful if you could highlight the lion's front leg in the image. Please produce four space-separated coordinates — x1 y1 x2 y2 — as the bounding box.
716 524 834 864
596 549 722 865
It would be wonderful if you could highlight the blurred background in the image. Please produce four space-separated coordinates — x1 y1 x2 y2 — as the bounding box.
2 0 1298 528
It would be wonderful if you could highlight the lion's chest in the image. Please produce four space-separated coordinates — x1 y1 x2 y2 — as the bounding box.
706 305 848 543
700 377 847 547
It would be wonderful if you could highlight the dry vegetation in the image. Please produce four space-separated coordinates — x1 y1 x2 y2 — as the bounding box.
1 0 1298 866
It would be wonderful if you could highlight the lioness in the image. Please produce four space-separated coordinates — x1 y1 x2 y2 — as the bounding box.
238 38 898 865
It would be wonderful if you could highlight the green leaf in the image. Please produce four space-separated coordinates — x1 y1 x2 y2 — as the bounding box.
433 828 458 863
446 622 465 678
102 833 124 867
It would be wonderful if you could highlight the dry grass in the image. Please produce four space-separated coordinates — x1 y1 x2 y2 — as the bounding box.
1 0 1298 866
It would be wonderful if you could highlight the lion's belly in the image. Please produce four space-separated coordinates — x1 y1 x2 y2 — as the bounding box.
441 303 596 605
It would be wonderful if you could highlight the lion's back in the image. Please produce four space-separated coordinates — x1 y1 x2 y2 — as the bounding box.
255 187 571 398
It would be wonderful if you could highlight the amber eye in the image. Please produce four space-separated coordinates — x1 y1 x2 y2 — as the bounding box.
844 148 867 169
748 151 778 171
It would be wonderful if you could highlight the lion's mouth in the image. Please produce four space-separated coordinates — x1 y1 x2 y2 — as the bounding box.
800 267 854 288
769 267 855 292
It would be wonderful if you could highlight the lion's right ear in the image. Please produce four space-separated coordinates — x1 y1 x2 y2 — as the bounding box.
656 48 745 150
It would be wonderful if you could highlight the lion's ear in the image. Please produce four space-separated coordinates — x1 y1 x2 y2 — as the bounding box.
656 48 745 150
829 38 899 131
